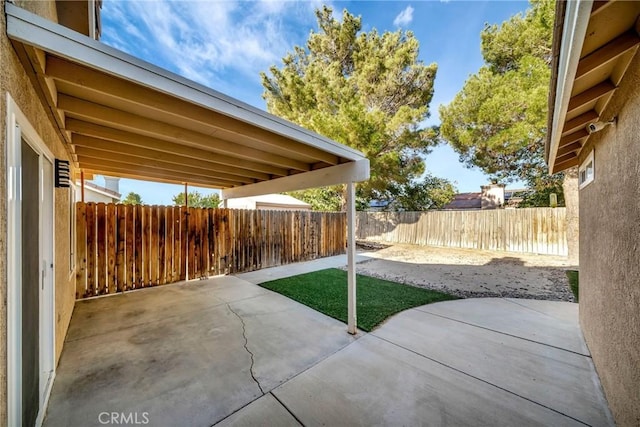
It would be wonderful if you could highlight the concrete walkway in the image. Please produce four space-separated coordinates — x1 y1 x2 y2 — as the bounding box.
44 256 612 427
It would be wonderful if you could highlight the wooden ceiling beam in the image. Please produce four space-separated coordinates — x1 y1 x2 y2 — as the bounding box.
77 159 239 189
552 157 580 174
74 171 94 180
555 151 578 165
75 146 256 184
557 141 583 158
562 110 598 135
45 57 340 165
576 31 640 80
567 80 616 114
591 1 613 16
81 169 224 190
72 135 271 181
66 119 289 177
559 129 589 147
57 94 310 171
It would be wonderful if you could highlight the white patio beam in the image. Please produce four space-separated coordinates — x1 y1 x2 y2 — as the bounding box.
220 159 370 200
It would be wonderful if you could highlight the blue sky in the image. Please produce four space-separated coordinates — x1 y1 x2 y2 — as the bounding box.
97 0 529 205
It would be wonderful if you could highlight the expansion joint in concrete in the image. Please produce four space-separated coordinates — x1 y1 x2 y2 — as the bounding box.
227 303 265 395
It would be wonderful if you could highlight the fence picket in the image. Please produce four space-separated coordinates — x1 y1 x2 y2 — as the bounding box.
106 203 117 294
125 204 134 290
75 203 87 299
116 204 126 292
96 203 107 295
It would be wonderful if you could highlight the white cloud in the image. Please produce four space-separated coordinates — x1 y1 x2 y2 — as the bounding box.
393 5 414 27
100 0 324 92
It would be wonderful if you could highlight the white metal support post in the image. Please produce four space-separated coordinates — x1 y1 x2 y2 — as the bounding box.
346 181 357 334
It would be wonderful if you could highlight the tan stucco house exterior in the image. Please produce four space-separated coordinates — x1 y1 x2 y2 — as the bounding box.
1 1 369 424
546 1 640 425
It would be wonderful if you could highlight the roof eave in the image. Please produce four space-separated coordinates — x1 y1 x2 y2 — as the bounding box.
545 0 567 164
546 0 594 173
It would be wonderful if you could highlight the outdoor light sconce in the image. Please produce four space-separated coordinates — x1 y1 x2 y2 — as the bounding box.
55 159 70 188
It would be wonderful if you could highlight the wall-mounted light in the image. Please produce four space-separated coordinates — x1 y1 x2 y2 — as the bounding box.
586 118 616 134
55 159 70 188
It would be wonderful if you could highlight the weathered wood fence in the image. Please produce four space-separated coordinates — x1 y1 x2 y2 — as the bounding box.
356 208 567 256
75 203 346 299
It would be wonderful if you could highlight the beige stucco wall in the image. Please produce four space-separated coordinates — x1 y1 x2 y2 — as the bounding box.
1 0 77 422
578 51 640 426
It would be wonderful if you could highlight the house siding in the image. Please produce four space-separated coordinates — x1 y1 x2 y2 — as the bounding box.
578 51 640 426
1 0 77 422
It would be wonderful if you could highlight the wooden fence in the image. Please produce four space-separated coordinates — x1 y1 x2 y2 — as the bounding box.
356 208 567 256
75 203 346 299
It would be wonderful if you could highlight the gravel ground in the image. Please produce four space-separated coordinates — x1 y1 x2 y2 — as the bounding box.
352 242 577 302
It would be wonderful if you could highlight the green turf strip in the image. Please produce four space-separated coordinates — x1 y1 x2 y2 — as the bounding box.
566 270 579 302
259 268 458 332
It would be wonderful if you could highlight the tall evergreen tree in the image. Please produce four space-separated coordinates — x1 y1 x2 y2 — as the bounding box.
261 7 439 210
439 0 564 206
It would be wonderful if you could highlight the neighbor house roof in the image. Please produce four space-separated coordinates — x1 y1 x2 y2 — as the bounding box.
227 194 311 209
77 181 121 200
546 0 640 173
6 4 369 199
442 193 482 210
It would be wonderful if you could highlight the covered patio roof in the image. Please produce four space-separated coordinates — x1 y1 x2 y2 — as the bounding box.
546 0 640 173
6 3 369 194
6 3 368 335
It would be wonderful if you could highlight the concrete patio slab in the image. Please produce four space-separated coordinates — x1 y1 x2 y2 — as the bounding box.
216 394 300 427
372 308 610 426
416 298 589 355
66 275 269 342
273 334 584 426
46 302 259 427
44 276 356 427
504 297 580 323
45 256 611 427
229 292 357 392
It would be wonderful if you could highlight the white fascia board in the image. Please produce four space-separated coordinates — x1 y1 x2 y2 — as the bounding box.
548 0 593 172
221 160 370 200
5 4 366 162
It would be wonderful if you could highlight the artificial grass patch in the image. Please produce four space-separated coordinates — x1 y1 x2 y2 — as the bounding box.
258 268 458 332
566 270 579 302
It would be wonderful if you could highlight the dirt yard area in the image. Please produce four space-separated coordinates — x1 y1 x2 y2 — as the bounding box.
355 243 576 302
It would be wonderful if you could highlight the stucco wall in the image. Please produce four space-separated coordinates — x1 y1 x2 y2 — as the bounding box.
1 0 77 422
578 51 640 426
